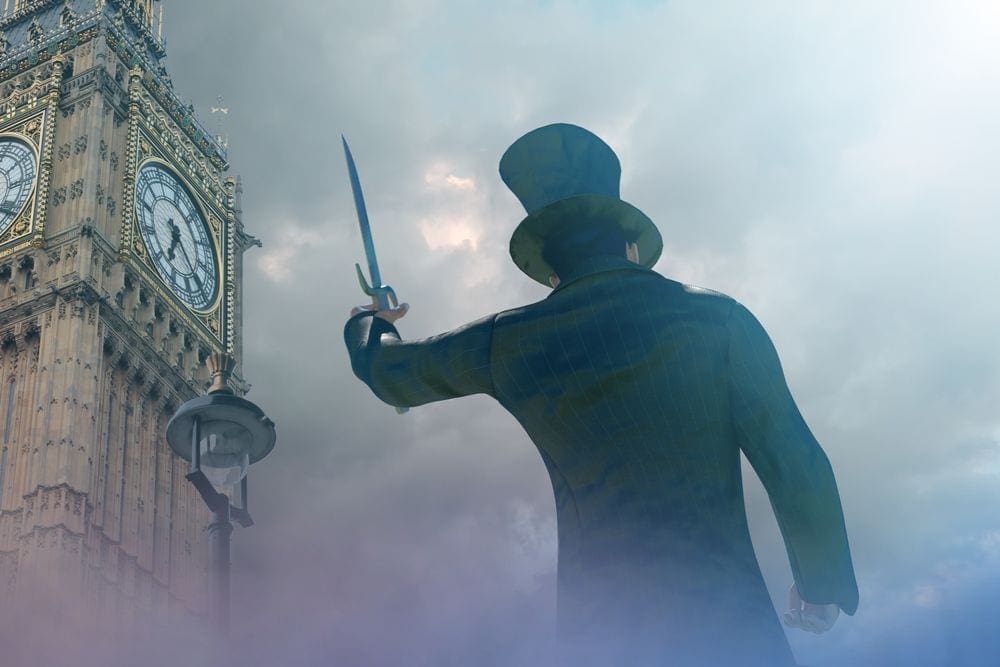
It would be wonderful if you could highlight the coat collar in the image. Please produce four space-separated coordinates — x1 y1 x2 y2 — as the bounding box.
547 254 652 296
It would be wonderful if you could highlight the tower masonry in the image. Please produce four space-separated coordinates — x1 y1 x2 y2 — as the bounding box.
0 0 256 624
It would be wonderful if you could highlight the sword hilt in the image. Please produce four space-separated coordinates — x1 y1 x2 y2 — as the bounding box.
355 263 399 310
354 263 408 415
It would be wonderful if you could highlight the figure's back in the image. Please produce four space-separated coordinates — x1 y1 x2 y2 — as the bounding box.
491 257 744 543
490 256 797 665
345 252 854 665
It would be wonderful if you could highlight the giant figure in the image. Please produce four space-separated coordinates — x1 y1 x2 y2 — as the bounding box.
344 123 859 665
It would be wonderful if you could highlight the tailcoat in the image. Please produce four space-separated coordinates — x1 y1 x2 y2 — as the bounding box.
344 254 859 665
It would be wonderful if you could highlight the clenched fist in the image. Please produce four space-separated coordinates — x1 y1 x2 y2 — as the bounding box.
783 583 839 634
350 302 410 324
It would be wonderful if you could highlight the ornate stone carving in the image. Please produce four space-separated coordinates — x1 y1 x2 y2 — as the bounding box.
0 3 247 622
27 19 43 47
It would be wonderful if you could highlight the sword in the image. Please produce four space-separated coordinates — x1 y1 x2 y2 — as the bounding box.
342 136 400 312
342 136 408 415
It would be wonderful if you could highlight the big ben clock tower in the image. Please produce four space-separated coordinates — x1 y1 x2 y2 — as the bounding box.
0 0 255 624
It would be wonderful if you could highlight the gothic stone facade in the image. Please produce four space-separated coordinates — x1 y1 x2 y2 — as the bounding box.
0 0 254 625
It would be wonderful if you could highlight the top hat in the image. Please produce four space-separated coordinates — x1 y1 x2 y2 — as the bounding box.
499 123 662 285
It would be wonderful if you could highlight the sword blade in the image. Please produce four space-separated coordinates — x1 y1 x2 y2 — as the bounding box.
342 136 384 298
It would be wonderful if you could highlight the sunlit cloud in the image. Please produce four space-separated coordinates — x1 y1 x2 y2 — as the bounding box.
417 214 483 251
424 162 477 191
446 174 475 190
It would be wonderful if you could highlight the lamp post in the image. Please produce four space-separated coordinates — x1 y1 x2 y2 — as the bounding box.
166 353 276 634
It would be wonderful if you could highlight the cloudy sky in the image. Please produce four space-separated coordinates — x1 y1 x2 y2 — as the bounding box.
157 1 1000 664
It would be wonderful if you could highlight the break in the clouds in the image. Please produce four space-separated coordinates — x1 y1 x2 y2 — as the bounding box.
256 222 329 283
419 162 484 252
104 1 1000 665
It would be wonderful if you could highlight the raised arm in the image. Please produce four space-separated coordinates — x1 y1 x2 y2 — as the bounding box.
726 302 859 616
343 309 495 408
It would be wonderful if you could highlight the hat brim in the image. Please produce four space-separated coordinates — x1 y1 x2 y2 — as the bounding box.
509 194 662 286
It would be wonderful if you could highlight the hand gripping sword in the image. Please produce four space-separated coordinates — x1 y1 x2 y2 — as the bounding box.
342 136 408 415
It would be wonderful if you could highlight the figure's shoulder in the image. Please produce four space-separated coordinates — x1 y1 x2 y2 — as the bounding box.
660 276 740 318
673 279 734 305
492 300 540 325
493 272 742 326
668 283 779 343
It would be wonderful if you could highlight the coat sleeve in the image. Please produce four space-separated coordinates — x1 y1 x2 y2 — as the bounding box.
343 310 496 408
726 302 859 615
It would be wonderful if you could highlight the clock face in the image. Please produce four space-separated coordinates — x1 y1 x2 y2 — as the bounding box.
0 138 37 237
134 163 219 311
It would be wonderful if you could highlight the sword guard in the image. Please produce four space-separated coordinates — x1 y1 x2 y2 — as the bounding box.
355 262 372 295
355 263 399 309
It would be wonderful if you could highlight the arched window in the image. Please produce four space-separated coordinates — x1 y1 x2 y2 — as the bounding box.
27 19 42 46
60 3 76 27
18 256 33 292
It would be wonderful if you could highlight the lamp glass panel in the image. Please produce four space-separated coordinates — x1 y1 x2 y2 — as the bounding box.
199 419 251 492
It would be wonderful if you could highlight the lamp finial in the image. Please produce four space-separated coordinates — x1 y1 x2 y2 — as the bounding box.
206 352 236 394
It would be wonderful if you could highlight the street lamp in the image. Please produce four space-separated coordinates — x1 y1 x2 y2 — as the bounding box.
166 353 276 634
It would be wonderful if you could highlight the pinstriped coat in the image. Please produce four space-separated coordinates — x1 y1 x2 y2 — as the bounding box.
344 254 858 665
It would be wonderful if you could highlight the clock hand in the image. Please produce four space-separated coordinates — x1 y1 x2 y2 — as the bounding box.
167 218 181 261
163 218 194 272
175 232 196 273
